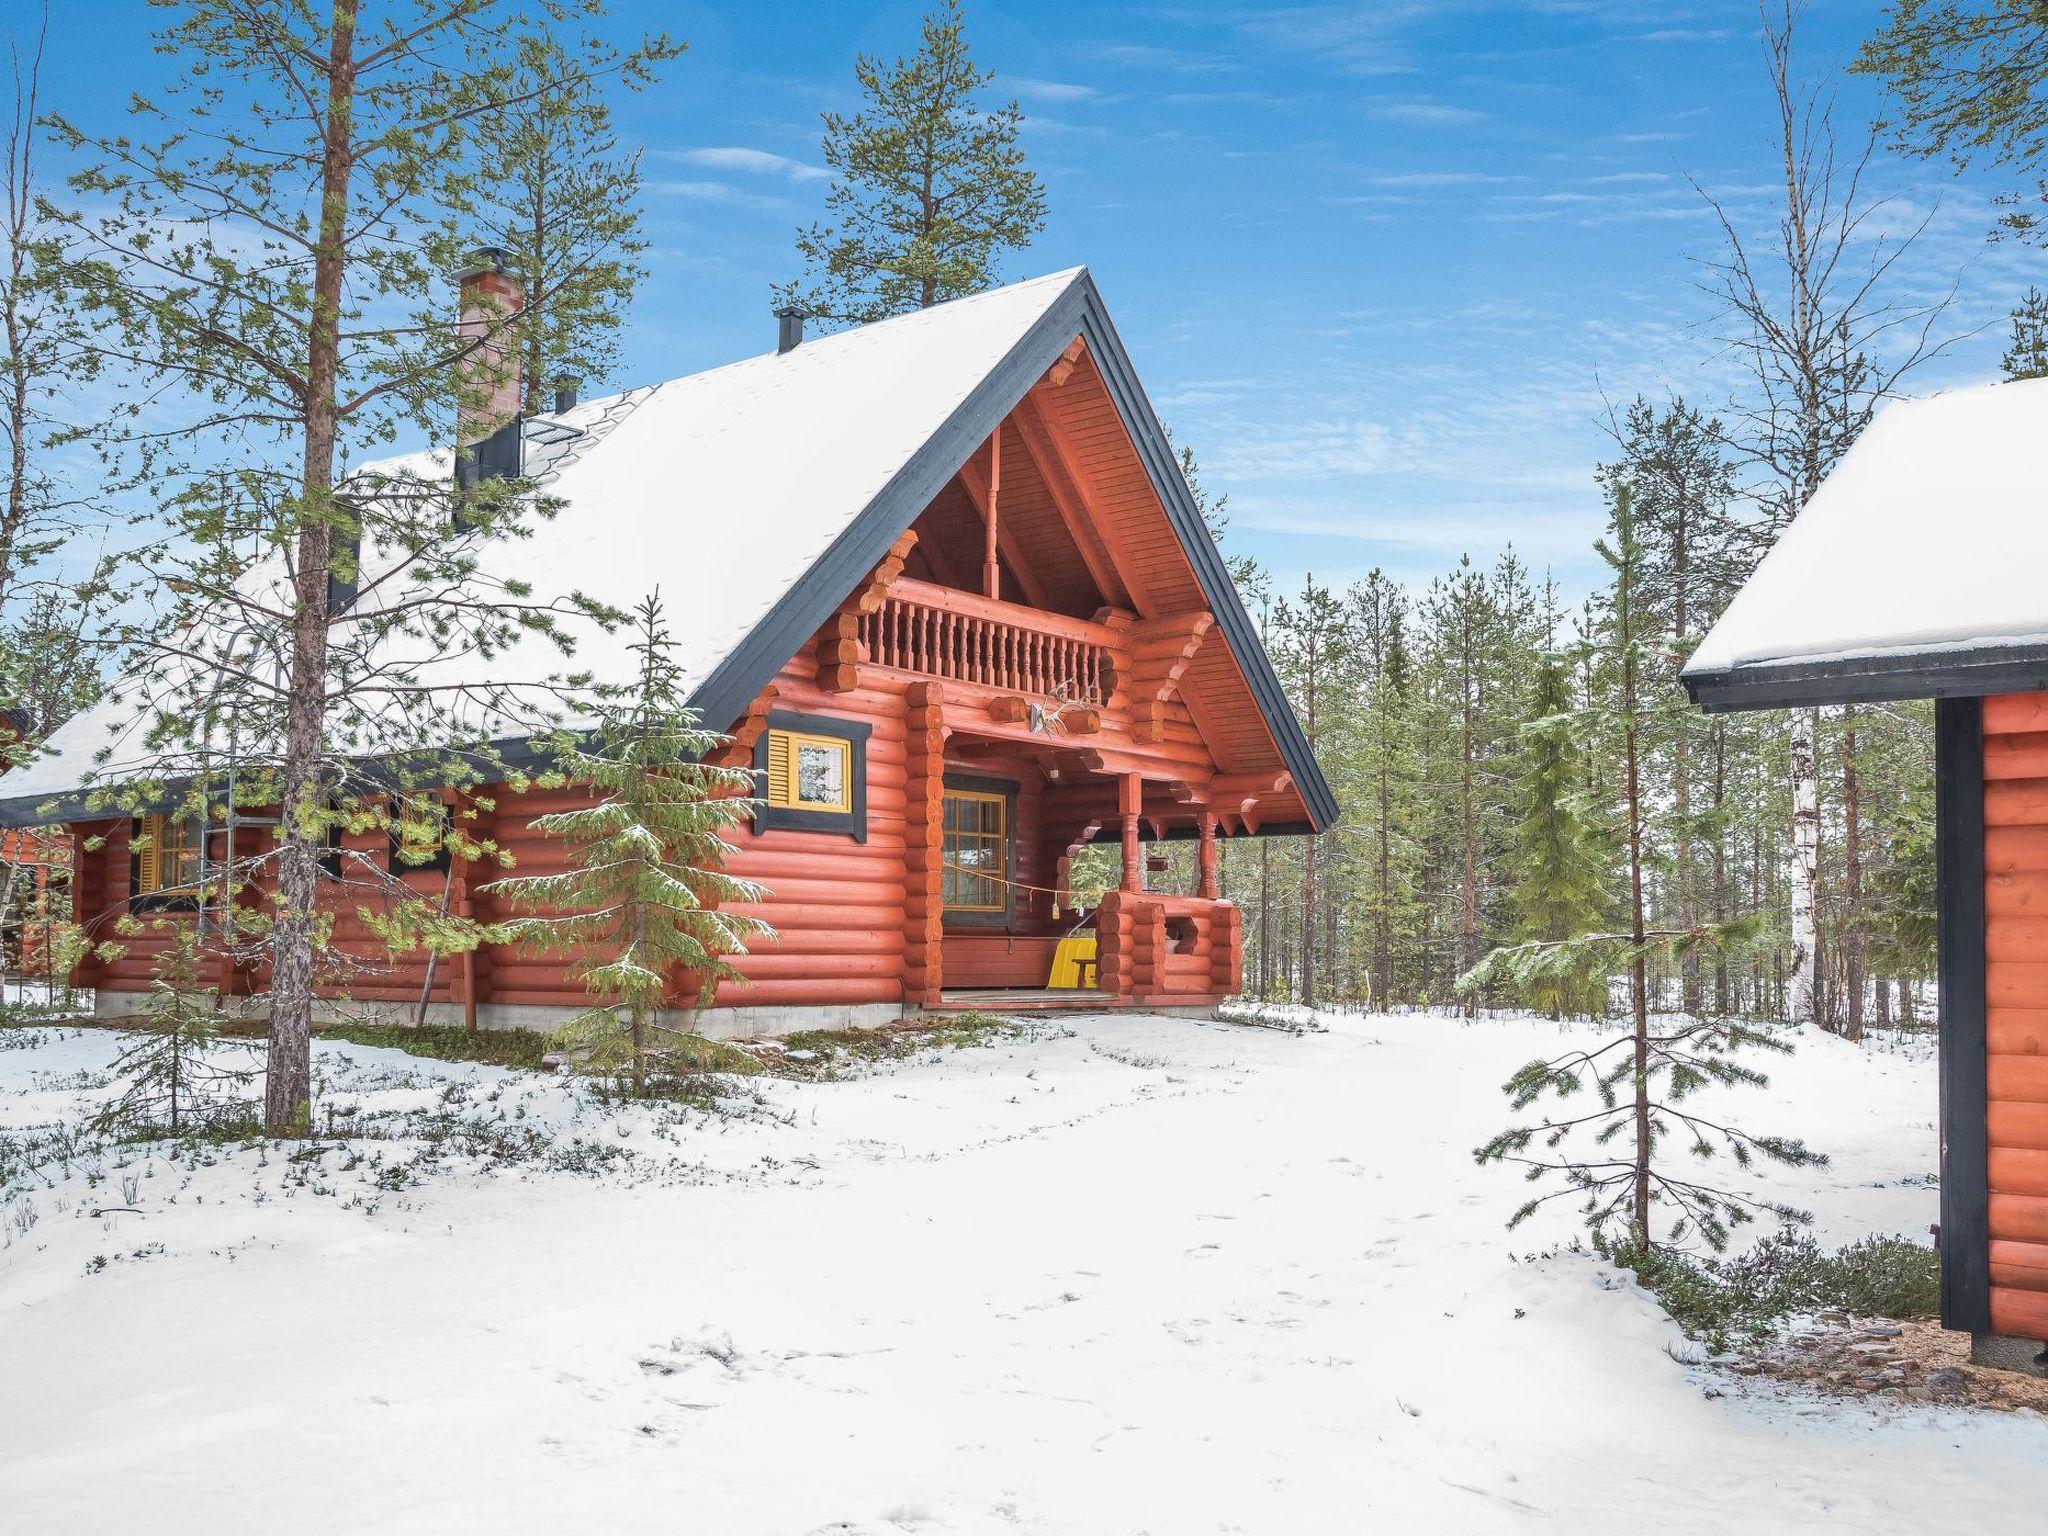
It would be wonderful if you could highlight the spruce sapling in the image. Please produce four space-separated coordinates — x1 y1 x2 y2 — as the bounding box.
487 595 769 1096
1465 486 1826 1252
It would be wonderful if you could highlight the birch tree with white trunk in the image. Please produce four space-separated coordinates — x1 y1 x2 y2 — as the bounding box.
1695 0 1955 1026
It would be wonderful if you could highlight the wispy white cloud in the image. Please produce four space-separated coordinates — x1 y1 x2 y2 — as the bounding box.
1364 99 1489 127
650 179 791 213
1010 77 1103 104
664 147 829 183
1366 170 1528 187
1092 41 1242 74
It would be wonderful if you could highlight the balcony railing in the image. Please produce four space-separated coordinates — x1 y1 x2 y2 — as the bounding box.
860 578 1115 703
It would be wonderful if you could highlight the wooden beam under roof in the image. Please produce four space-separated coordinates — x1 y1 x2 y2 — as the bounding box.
1013 390 1145 614
955 440 1053 611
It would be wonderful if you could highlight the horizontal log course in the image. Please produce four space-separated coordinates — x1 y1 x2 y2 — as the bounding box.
1984 693 2048 736
717 901 907 933
1989 1052 2048 1102
732 951 901 980
1988 872 2048 917
1991 1285 2048 1338
710 977 903 1007
747 928 905 957
1988 1009 2048 1055
1991 1192 2048 1243
1987 964 2048 1010
1983 826 2048 873
1985 779 2048 826
723 875 905 905
1990 1148 2048 1197
1984 733 2048 780
1987 920 2048 961
734 828 909 857
725 849 907 882
1989 1239 2048 1292
1988 1100 2048 1151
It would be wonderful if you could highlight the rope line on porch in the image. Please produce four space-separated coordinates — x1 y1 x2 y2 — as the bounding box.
939 860 1112 902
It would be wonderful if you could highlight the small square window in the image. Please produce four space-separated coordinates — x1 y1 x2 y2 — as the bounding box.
768 730 853 813
753 711 869 841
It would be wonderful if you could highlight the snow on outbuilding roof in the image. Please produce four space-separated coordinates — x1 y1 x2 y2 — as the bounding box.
0 267 1339 832
1683 378 2048 712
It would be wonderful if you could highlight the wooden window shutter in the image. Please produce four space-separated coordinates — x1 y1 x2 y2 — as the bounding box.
765 730 794 807
135 815 162 894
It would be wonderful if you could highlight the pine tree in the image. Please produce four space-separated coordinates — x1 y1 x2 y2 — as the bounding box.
47 1 667 1136
488 595 770 1097
468 30 682 415
93 928 254 1137
1469 488 1825 1251
776 0 1047 325
1350 570 1422 1009
1268 576 1356 1009
2002 286 2048 380
1507 653 1608 1019
1857 2 2048 246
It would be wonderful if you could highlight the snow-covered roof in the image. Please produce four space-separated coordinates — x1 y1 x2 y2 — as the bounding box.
1684 378 2048 711
0 267 1340 831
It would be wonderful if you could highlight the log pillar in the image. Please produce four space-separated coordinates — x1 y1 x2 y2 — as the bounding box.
1119 772 1143 894
1197 808 1220 900
903 681 948 1008
982 430 1002 600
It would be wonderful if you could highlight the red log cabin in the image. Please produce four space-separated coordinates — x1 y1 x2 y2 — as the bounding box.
0 264 1337 1035
1684 379 2048 1375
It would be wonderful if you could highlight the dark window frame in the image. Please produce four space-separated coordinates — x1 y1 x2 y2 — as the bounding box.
754 709 870 842
941 772 1019 931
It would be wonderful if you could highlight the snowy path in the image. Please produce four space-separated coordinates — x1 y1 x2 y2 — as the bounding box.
0 1013 2038 1535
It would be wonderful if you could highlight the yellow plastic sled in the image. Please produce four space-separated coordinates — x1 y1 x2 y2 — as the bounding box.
1046 933 1099 989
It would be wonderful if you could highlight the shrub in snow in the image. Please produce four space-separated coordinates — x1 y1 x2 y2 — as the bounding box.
1618 1228 1939 1350
92 929 255 1138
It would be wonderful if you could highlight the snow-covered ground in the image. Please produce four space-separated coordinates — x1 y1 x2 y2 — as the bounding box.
0 1012 2037 1535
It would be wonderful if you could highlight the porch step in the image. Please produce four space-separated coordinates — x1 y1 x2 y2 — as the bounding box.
935 989 1115 1011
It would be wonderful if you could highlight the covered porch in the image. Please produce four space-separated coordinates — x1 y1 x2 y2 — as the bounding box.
901 696 1256 1012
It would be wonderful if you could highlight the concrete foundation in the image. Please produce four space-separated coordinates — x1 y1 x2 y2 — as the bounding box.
89 988 1219 1037
90 987 914 1040
1971 1333 2048 1377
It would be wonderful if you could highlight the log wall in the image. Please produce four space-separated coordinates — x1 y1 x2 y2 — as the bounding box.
1981 692 2048 1339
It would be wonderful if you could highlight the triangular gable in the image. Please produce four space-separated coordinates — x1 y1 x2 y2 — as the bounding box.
686 270 1337 834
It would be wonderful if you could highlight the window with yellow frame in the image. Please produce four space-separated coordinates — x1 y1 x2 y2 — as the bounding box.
132 811 206 903
941 787 1009 914
752 711 870 840
764 728 852 813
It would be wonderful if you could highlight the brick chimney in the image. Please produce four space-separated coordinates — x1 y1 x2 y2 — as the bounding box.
455 246 524 447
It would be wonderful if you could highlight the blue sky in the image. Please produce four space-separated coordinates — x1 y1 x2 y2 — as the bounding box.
37 1 2036 599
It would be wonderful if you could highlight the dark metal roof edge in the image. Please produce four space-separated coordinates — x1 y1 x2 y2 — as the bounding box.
0 732 564 830
1683 642 2048 714
1067 274 1339 832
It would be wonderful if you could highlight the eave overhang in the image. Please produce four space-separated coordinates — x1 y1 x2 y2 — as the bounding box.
1683 642 2048 715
